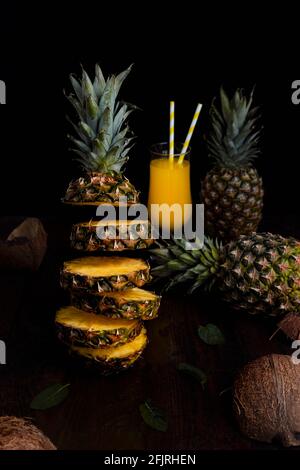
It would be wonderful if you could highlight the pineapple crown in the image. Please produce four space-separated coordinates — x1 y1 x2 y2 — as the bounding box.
150 237 222 293
66 64 136 174
207 87 261 169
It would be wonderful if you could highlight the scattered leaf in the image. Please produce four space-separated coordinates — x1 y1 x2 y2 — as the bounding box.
198 323 225 345
139 399 168 432
219 386 232 397
177 363 207 389
30 383 70 410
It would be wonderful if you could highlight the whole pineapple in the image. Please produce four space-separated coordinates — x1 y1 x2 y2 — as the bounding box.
202 87 263 241
63 64 139 205
151 233 300 320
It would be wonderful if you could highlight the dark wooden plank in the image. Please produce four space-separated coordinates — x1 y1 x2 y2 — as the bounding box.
0 216 299 450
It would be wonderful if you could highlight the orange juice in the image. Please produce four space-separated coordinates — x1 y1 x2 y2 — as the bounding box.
148 158 192 231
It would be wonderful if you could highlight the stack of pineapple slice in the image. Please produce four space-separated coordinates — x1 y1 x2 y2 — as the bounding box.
57 256 160 374
56 64 160 374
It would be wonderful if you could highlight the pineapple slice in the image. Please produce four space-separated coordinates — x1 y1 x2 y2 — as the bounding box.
70 327 148 374
70 219 154 252
71 287 161 320
61 256 151 292
56 306 142 348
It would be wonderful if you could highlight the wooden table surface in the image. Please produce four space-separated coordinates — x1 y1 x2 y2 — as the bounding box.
0 215 299 451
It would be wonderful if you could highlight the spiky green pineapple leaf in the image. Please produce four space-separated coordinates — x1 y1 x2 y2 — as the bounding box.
99 77 116 117
66 116 90 145
79 121 96 140
93 64 106 98
66 64 135 173
65 93 84 121
86 95 99 120
93 138 107 159
82 69 97 103
114 105 134 135
98 107 113 150
220 86 231 123
68 135 90 153
112 126 130 146
69 74 83 104
114 64 133 98
150 237 221 292
207 86 261 168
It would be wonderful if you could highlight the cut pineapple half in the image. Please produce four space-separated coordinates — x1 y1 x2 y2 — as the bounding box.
70 219 154 252
63 256 148 276
71 287 161 320
56 305 140 330
56 306 142 348
61 256 151 292
101 287 158 301
72 327 147 360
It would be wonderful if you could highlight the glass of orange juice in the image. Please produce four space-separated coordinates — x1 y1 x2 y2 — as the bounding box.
148 142 192 234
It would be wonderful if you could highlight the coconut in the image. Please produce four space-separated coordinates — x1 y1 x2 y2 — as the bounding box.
0 416 56 450
233 354 300 447
278 313 300 341
0 218 47 271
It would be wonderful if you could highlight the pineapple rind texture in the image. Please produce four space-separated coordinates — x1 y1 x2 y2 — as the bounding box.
218 233 300 316
64 172 139 205
70 220 154 252
70 287 161 320
70 327 148 374
202 166 264 240
61 257 151 292
55 306 142 348
151 233 300 317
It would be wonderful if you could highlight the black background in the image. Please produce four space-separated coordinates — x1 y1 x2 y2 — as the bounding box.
0 6 299 220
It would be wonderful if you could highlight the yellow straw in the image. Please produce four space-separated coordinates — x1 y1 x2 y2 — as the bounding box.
169 101 175 160
178 103 202 164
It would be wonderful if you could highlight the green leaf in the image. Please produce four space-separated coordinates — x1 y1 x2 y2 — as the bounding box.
69 74 83 104
114 64 133 98
86 95 99 120
30 383 70 410
82 69 97 102
139 399 167 432
94 64 106 99
177 363 207 389
198 324 225 346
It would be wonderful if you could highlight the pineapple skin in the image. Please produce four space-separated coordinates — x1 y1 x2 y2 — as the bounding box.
70 328 148 375
55 312 143 349
151 233 300 318
64 172 139 205
217 233 300 316
202 166 264 241
60 262 151 293
70 220 154 252
70 289 161 320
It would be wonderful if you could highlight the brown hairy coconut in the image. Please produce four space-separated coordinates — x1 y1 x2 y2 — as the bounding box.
233 354 300 447
0 416 56 450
